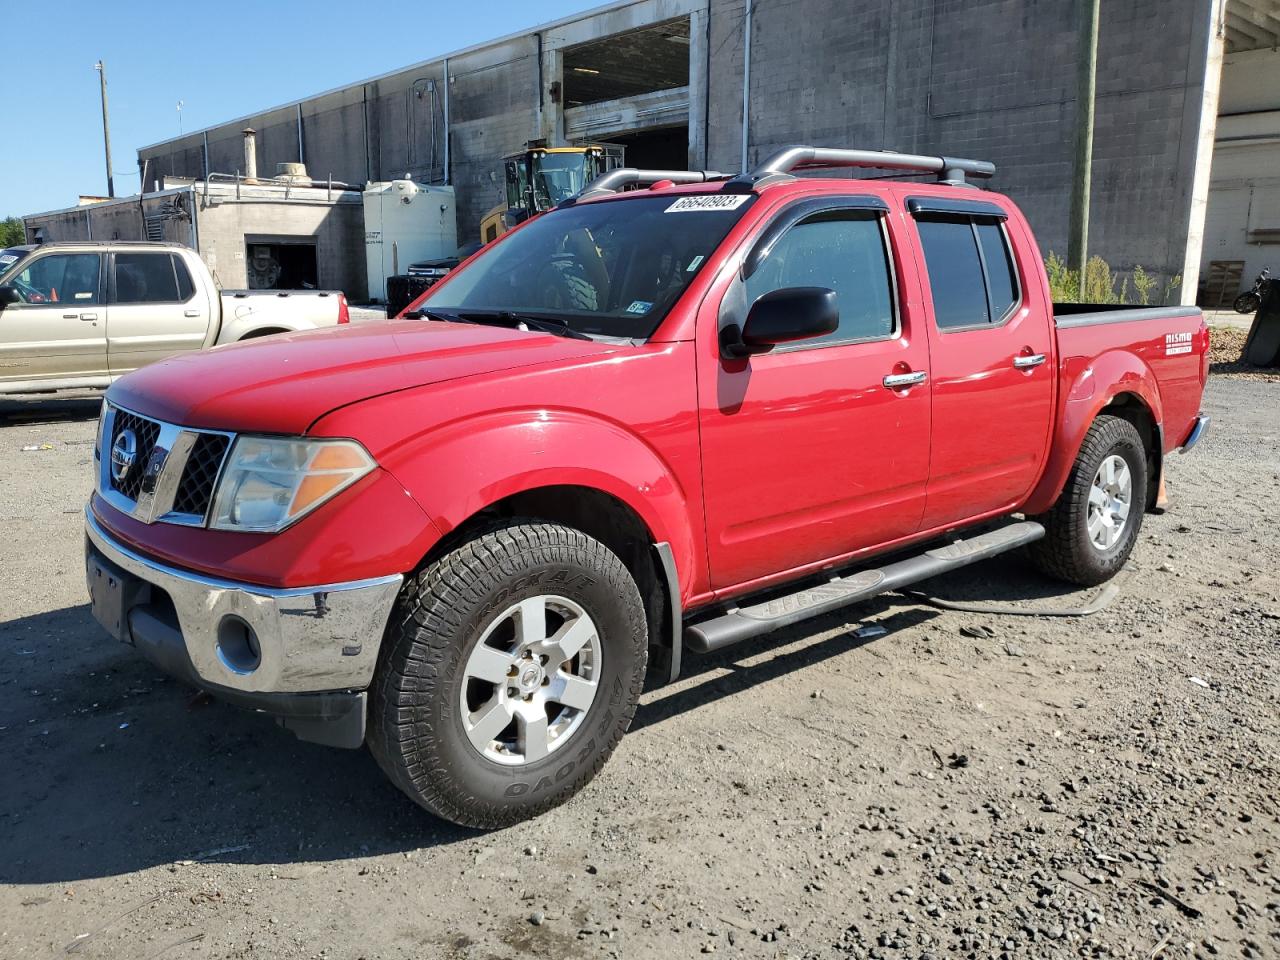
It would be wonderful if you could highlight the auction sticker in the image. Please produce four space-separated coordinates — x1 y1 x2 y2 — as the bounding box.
665 195 751 213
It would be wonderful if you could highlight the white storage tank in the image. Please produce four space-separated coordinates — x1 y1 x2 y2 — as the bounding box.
364 180 457 303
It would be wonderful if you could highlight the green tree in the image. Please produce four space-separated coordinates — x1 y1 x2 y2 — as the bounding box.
0 217 24 247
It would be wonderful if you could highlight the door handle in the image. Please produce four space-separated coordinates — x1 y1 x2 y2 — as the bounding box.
80 313 99 322
184 309 200 317
1013 353 1046 369
883 370 927 389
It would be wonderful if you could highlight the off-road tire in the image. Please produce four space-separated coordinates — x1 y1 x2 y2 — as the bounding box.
367 520 647 828
1027 415 1148 587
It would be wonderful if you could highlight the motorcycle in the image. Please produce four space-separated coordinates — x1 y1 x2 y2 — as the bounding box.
1234 267 1272 314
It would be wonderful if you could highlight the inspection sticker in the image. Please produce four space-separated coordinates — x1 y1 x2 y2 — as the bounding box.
625 300 653 314
1165 331 1193 356
665 195 751 213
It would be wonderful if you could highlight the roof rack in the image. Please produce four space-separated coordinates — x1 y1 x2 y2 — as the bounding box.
725 145 996 191
562 168 727 205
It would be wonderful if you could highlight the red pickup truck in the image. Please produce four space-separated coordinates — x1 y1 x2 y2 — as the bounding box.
84 146 1209 828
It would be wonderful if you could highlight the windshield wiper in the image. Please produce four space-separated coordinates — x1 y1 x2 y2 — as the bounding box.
459 310 593 341
403 307 472 324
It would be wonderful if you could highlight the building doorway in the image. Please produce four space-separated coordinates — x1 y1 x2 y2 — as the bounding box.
244 237 319 290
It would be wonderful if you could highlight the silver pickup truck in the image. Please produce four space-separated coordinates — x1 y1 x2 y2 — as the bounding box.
0 241 350 395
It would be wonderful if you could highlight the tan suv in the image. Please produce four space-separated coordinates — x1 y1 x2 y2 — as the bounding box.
0 241 350 395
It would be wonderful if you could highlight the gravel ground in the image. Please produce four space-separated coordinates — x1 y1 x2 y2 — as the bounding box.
0 377 1276 960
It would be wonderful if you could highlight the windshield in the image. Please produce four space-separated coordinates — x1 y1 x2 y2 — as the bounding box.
0 248 31 283
423 193 755 340
530 154 598 209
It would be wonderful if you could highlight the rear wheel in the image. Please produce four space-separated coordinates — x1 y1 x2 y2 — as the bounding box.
1027 415 1148 586
367 520 647 828
1233 292 1261 314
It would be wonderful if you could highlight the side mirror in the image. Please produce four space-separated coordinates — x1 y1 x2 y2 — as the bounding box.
722 287 839 358
0 285 19 308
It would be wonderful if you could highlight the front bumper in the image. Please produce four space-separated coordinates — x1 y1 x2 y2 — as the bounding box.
84 506 403 748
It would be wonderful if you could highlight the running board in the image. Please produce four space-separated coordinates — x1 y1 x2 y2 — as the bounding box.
684 520 1045 654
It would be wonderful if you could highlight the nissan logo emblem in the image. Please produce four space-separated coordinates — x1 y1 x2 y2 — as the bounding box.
110 429 138 483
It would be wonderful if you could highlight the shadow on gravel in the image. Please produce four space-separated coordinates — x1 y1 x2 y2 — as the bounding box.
634 600 940 732
1 554 1095 884
1 605 472 885
0 394 101 425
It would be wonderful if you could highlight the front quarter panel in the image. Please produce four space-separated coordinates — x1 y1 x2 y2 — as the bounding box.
309 344 707 604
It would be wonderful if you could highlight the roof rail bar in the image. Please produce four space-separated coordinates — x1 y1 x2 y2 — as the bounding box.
728 145 996 190
562 168 727 205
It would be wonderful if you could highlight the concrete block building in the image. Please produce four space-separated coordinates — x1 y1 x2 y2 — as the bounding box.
112 0 1275 303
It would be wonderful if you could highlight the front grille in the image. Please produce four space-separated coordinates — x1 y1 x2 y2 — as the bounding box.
172 433 230 517
102 404 234 526
109 410 161 501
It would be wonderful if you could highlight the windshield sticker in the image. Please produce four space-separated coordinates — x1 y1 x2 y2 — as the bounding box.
686 255 705 272
0 255 17 266
625 300 653 315
665 195 751 213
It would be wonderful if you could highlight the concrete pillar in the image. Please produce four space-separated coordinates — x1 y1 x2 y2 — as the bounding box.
687 6 709 168
1178 0 1226 305
540 47 564 145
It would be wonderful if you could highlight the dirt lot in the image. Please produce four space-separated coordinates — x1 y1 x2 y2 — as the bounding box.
0 375 1277 960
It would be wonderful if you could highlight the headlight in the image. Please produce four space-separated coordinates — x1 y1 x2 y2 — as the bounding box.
94 398 108 463
210 436 375 533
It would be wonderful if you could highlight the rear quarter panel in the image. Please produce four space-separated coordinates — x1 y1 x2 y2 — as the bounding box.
1023 309 1208 514
215 291 343 343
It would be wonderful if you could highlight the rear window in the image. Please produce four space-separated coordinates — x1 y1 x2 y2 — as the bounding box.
917 218 991 329
916 215 1020 330
114 252 181 304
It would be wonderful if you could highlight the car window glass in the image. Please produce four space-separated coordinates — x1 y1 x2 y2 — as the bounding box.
744 213 894 345
917 218 990 329
115 253 180 304
424 194 755 340
172 254 194 301
12 254 100 306
976 222 1017 320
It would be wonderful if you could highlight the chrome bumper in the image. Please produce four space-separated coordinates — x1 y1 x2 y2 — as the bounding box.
84 507 403 697
1179 413 1210 454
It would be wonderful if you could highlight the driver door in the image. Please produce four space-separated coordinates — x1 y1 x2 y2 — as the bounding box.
0 252 108 386
697 198 932 592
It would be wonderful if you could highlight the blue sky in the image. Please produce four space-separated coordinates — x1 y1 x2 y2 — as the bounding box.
0 0 602 219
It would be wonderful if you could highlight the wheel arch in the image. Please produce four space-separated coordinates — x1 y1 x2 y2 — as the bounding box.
1023 349 1165 515
416 484 680 686
237 326 290 341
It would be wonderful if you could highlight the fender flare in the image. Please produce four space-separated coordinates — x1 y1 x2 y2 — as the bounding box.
1022 349 1164 515
378 409 700 600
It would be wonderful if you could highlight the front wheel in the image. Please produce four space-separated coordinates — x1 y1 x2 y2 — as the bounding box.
367 521 647 828
1234 292 1261 314
1027 415 1148 586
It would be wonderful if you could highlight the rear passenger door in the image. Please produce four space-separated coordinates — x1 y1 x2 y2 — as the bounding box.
908 197 1054 528
698 197 931 591
107 251 211 375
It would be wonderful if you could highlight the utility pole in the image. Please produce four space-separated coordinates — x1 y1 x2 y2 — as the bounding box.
1067 0 1099 280
94 60 115 198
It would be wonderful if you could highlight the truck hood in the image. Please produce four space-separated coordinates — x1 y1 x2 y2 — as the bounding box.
108 320 621 434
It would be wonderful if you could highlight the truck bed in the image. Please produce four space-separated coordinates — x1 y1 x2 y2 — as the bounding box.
1052 302 1208 454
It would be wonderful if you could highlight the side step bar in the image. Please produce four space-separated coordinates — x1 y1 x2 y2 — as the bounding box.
684 520 1045 654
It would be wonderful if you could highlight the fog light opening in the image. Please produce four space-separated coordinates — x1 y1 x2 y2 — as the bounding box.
216 616 262 674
